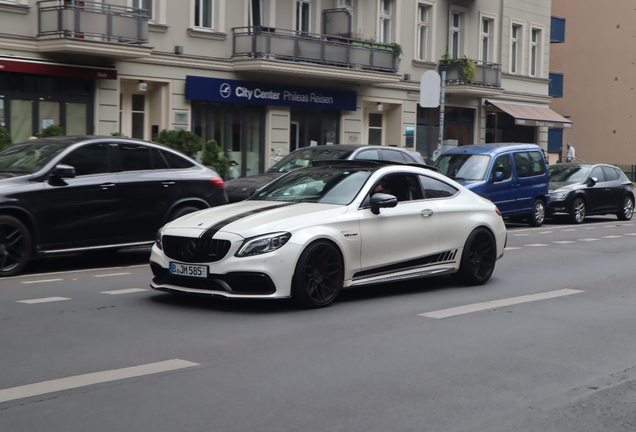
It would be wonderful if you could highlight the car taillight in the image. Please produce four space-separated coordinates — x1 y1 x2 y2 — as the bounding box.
495 206 502 217
210 177 225 188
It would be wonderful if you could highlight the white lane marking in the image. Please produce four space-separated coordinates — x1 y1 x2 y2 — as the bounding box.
2 265 147 280
419 289 584 319
580 238 599 242
553 241 575 244
539 231 553 234
101 288 149 295
562 229 577 232
514 234 529 237
603 235 622 239
584 227 597 230
17 297 70 304
20 279 64 284
0 359 199 404
93 272 131 278
504 247 521 250
525 244 549 247
625 233 636 236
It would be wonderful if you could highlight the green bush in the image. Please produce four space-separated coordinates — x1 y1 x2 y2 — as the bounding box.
154 129 202 158
37 124 64 138
201 139 229 180
0 125 12 150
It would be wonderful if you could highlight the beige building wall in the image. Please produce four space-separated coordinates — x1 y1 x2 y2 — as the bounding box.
551 0 636 165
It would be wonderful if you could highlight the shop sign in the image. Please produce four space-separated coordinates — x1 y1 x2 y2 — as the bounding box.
186 76 357 111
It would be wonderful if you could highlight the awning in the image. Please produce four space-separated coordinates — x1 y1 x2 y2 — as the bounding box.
486 100 572 129
0 57 117 80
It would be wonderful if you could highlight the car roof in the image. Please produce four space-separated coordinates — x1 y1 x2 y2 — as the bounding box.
441 143 542 156
13 135 160 148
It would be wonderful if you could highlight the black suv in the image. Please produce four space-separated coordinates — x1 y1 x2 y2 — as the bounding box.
0 136 228 276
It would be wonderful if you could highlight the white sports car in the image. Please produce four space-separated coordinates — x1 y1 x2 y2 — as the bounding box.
150 160 507 307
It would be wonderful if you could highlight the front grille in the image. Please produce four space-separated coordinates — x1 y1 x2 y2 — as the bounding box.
162 235 231 263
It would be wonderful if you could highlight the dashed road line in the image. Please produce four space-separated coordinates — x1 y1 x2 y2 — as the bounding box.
603 235 622 239
525 244 549 247
93 272 131 278
553 241 575 244
0 359 199 404
419 289 584 319
100 288 149 295
21 279 64 284
579 238 599 242
17 297 70 304
538 231 553 234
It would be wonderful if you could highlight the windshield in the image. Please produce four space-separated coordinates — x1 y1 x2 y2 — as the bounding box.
268 148 354 173
0 142 68 173
434 154 491 181
252 166 372 205
548 165 590 183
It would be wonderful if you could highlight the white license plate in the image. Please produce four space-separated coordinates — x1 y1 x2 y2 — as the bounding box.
169 262 208 278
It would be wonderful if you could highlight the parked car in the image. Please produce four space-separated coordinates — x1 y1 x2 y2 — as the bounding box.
434 143 550 227
547 162 634 223
0 136 228 276
150 159 507 308
224 144 426 202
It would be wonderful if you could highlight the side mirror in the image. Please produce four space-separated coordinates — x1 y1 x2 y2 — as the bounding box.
490 171 504 183
586 177 597 187
51 164 76 179
370 193 398 215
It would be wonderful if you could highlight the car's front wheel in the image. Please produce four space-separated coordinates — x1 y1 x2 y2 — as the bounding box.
0 215 32 277
452 227 496 285
617 195 634 221
569 197 586 224
292 240 343 308
528 199 546 227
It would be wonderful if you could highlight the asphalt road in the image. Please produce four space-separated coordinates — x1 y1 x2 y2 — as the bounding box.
2 216 636 432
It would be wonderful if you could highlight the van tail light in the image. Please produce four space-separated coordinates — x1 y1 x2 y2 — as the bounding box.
210 177 225 188
495 206 502 217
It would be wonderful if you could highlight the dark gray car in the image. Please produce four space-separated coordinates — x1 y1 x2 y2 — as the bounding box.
225 144 426 202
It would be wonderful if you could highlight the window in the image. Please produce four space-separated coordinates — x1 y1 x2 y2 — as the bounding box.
528 151 545 175
481 18 493 62
491 154 512 182
133 0 154 21
375 174 424 202
340 0 352 7
511 24 521 74
355 149 380 160
512 152 533 178
297 1 310 33
195 0 213 28
250 0 263 27
120 144 152 171
450 12 461 58
602 166 620 182
62 144 113 176
420 175 458 199
380 0 392 43
160 149 195 169
590 166 606 182
417 4 430 60
368 113 383 146
131 94 145 139
530 28 541 76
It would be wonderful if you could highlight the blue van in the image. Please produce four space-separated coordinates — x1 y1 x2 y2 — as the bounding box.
434 143 550 227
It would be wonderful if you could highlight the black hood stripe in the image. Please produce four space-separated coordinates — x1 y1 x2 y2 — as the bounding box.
200 203 297 240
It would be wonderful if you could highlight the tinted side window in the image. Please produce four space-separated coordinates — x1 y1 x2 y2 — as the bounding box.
120 144 152 171
381 149 408 162
62 143 112 176
151 148 170 169
161 150 195 169
512 152 533 178
373 174 424 202
491 154 512 181
420 175 459 199
355 149 380 160
528 151 546 175
590 166 606 182
602 166 620 181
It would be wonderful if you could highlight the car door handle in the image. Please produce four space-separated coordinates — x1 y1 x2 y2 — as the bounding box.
420 209 434 218
162 181 176 187
100 183 116 189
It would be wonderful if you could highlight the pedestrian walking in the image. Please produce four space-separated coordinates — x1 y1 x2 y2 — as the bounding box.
566 143 576 162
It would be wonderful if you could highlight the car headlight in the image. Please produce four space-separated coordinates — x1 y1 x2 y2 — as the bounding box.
235 232 291 257
549 190 570 200
155 226 165 250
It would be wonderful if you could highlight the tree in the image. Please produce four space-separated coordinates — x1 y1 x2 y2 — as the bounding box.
154 129 202 158
36 124 64 138
201 139 229 180
0 125 12 150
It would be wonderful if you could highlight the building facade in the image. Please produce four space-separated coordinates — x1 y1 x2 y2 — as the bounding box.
0 0 569 177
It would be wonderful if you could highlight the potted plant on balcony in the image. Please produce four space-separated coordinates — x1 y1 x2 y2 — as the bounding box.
440 53 476 85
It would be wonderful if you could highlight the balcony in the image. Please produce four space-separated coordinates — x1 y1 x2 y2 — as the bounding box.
37 0 152 59
232 26 398 74
439 59 501 88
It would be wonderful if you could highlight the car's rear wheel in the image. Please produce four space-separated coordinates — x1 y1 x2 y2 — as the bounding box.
569 197 586 224
452 227 496 285
528 199 545 227
617 196 634 221
292 240 343 308
0 215 32 277
168 205 200 222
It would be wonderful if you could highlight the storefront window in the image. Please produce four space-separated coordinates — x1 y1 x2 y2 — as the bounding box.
10 100 33 143
486 112 535 143
417 106 475 163
66 103 87 135
290 109 340 150
39 101 60 133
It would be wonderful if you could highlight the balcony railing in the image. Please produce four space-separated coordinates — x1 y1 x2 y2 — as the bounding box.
232 26 397 73
439 59 501 87
38 0 148 44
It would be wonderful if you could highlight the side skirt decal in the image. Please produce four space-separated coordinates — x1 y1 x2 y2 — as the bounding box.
352 249 458 281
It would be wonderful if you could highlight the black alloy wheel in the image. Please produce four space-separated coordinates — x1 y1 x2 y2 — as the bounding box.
570 197 586 224
617 195 634 221
528 199 546 227
452 227 496 285
292 240 343 308
0 215 32 277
